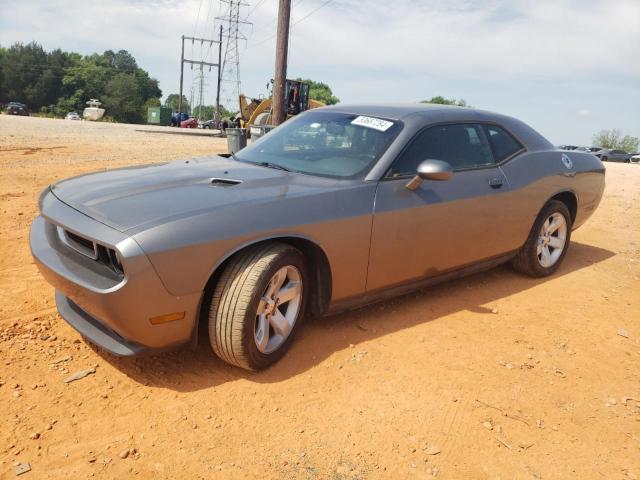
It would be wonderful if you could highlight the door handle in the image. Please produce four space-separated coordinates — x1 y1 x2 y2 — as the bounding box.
488 177 503 189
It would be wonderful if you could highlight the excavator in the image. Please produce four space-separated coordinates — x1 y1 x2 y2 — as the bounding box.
221 79 324 133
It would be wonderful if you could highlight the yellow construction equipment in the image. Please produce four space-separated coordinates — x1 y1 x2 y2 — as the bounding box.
229 79 324 131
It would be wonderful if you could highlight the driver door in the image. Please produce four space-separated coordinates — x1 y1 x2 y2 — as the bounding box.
366 123 515 292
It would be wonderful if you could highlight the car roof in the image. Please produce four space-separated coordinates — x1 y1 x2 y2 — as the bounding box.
315 103 555 151
317 103 474 121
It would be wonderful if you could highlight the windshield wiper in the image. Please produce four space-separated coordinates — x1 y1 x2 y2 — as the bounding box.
258 161 290 172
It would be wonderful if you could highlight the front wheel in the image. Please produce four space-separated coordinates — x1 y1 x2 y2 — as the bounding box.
511 200 572 277
208 242 308 371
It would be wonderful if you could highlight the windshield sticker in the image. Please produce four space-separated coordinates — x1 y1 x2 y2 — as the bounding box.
351 116 394 132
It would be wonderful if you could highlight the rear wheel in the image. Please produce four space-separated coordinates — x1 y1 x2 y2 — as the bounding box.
601 156 608 162
208 243 308 371
511 200 572 277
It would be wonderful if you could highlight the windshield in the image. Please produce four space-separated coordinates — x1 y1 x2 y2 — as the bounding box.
235 111 402 178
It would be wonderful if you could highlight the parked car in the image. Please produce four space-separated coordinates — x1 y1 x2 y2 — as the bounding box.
5 102 29 116
593 149 631 162
181 117 198 128
170 112 189 126
65 112 81 121
557 145 579 150
200 119 217 129
30 104 605 371
630 153 640 164
588 147 602 153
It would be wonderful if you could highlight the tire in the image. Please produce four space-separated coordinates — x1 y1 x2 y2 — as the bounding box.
601 156 608 162
208 242 308 371
511 200 573 277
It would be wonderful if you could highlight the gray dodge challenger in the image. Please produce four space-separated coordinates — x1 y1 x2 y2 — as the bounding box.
30 104 605 370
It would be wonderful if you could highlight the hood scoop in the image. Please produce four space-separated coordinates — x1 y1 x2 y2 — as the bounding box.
210 177 242 187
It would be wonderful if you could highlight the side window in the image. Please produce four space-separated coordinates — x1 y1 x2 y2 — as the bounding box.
390 123 494 176
483 125 523 162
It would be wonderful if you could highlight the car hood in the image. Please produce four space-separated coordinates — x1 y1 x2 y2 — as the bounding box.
50 156 338 232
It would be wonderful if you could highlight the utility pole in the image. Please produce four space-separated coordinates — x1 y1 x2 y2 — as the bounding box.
198 64 204 120
178 36 185 117
178 35 222 119
272 0 291 126
215 25 223 121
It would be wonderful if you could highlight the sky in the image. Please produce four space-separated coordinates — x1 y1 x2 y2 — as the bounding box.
1 0 639 146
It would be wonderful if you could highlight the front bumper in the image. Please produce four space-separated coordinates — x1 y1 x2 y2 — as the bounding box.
30 191 202 356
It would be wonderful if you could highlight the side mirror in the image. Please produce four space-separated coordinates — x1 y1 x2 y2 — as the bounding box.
406 159 453 191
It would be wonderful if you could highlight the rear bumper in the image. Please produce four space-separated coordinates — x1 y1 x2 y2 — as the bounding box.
30 191 202 355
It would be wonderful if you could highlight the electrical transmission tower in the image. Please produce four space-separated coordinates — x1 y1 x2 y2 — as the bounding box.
216 0 251 110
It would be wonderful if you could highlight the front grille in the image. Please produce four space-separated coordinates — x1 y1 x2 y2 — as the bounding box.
59 228 124 276
66 231 95 251
62 229 98 259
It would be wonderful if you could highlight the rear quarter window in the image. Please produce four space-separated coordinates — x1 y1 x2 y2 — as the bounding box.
483 125 524 162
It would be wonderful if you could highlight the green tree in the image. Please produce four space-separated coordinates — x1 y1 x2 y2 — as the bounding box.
421 96 469 107
295 78 339 105
103 73 144 123
0 43 159 123
592 129 639 153
164 93 190 113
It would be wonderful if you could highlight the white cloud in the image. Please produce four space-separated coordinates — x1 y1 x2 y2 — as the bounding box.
577 109 591 117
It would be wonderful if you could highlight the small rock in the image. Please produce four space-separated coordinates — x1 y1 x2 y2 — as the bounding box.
349 343 355 349
491 308 499 314
44 424 52 431
119 449 130 459
50 355 71 365
607 397 617 406
88 456 97 463
552 426 558 431
617 328 630 339
482 421 493 430
29 432 40 440
63 366 96 384
14 463 31 476
422 443 441 455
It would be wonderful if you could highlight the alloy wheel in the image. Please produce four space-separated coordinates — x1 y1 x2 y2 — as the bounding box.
536 212 567 268
254 265 302 354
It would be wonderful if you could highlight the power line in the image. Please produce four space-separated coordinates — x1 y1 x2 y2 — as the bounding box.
291 0 332 26
246 0 268 17
247 0 332 48
193 0 204 36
